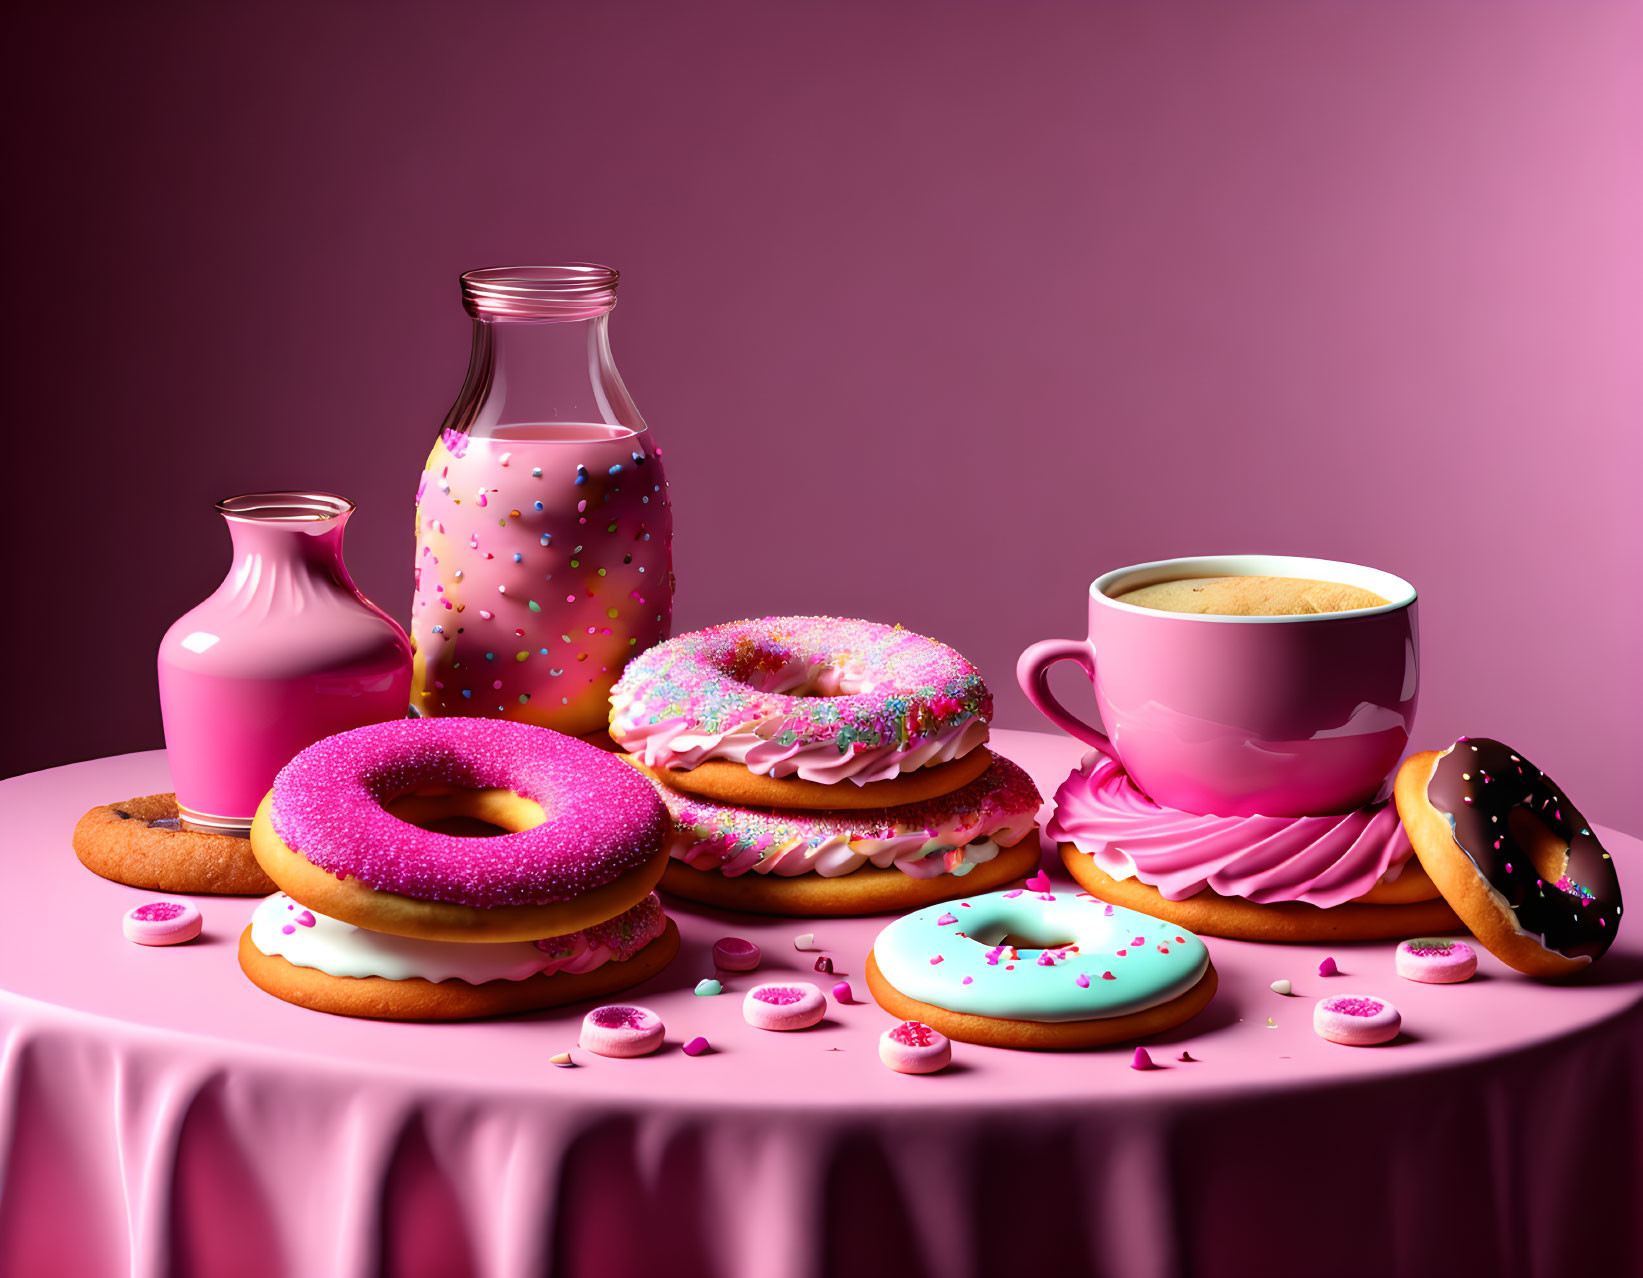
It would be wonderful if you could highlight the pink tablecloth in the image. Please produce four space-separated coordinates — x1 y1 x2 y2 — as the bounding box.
2 730 1640 1278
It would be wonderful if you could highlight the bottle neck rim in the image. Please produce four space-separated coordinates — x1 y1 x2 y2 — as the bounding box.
216 491 353 526
461 264 619 320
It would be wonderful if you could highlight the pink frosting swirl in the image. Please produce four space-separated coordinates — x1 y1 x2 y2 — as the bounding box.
609 616 992 785
1046 752 1414 909
270 718 666 908
657 751 1041 880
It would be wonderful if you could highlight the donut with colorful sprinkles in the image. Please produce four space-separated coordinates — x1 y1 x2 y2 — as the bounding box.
865 888 1217 1050
1394 737 1622 977
610 616 995 805
653 750 1044 915
250 718 670 943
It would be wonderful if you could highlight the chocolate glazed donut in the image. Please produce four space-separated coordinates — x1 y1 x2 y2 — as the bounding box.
1397 738 1621 974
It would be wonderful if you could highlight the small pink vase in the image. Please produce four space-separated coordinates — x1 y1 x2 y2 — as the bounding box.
157 492 412 831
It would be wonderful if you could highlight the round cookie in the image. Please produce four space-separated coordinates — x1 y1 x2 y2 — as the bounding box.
1059 847 1462 943
627 748 991 811
1394 738 1621 978
662 837 1041 917
239 892 679 1021
74 793 276 895
252 718 669 943
866 888 1218 1050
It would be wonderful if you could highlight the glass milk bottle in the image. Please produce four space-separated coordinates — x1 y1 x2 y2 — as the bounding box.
410 265 674 736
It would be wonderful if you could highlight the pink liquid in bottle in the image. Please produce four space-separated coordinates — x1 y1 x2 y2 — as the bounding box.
409 266 674 735
411 423 671 731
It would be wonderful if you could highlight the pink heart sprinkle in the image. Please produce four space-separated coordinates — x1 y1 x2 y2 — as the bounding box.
1102 971 1115 980
1133 937 1145 946
297 911 316 928
936 913 958 926
1076 973 1090 987
1025 870 1052 891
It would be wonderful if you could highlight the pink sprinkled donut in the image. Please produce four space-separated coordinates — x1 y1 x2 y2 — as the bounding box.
610 616 992 786
250 718 670 943
660 751 1041 880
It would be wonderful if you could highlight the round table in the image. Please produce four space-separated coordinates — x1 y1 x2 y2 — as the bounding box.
2 730 1639 1278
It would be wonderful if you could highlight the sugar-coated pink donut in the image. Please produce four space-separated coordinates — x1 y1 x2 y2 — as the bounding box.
879 1020 951 1074
743 981 827 1031
712 936 762 971
123 899 202 946
610 617 993 784
579 1005 666 1058
1313 993 1402 1046
269 719 666 907
1395 937 1478 984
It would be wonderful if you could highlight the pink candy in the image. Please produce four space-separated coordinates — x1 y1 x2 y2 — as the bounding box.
579 1004 665 1058
1313 994 1402 1046
878 1020 951 1074
1395 938 1477 984
831 981 852 1003
122 899 202 946
682 1036 711 1057
743 982 826 1031
712 936 761 971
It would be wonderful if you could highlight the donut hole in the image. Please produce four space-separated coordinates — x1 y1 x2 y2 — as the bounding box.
971 924 1078 951
1507 805 1570 886
729 653 875 698
384 788 547 839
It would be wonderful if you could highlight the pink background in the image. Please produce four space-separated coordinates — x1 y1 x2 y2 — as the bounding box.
8 2 1641 829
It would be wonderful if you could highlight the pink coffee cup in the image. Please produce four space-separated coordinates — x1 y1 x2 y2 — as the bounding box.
1017 554 1418 818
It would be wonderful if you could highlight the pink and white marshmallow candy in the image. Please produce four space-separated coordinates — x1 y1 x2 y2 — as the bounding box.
579 1004 666 1058
123 899 202 946
1395 938 1477 984
743 982 826 1031
712 936 761 972
1313 994 1402 1046
879 1020 951 1074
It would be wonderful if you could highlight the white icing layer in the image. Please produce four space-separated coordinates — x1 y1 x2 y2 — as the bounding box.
248 892 665 984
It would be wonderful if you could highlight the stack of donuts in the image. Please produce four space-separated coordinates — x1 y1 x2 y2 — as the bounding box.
609 616 1043 916
238 718 678 1020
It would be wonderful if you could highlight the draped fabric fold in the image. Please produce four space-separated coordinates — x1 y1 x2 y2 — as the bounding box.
3 990 1640 1278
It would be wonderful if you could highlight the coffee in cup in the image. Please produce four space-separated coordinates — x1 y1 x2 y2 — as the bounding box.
1111 575 1389 616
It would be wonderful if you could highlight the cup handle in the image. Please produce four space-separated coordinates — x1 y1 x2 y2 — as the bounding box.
1016 638 1113 755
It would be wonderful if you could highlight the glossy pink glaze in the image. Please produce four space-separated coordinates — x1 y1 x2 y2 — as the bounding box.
1018 554 1418 817
269 718 665 907
157 495 412 829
